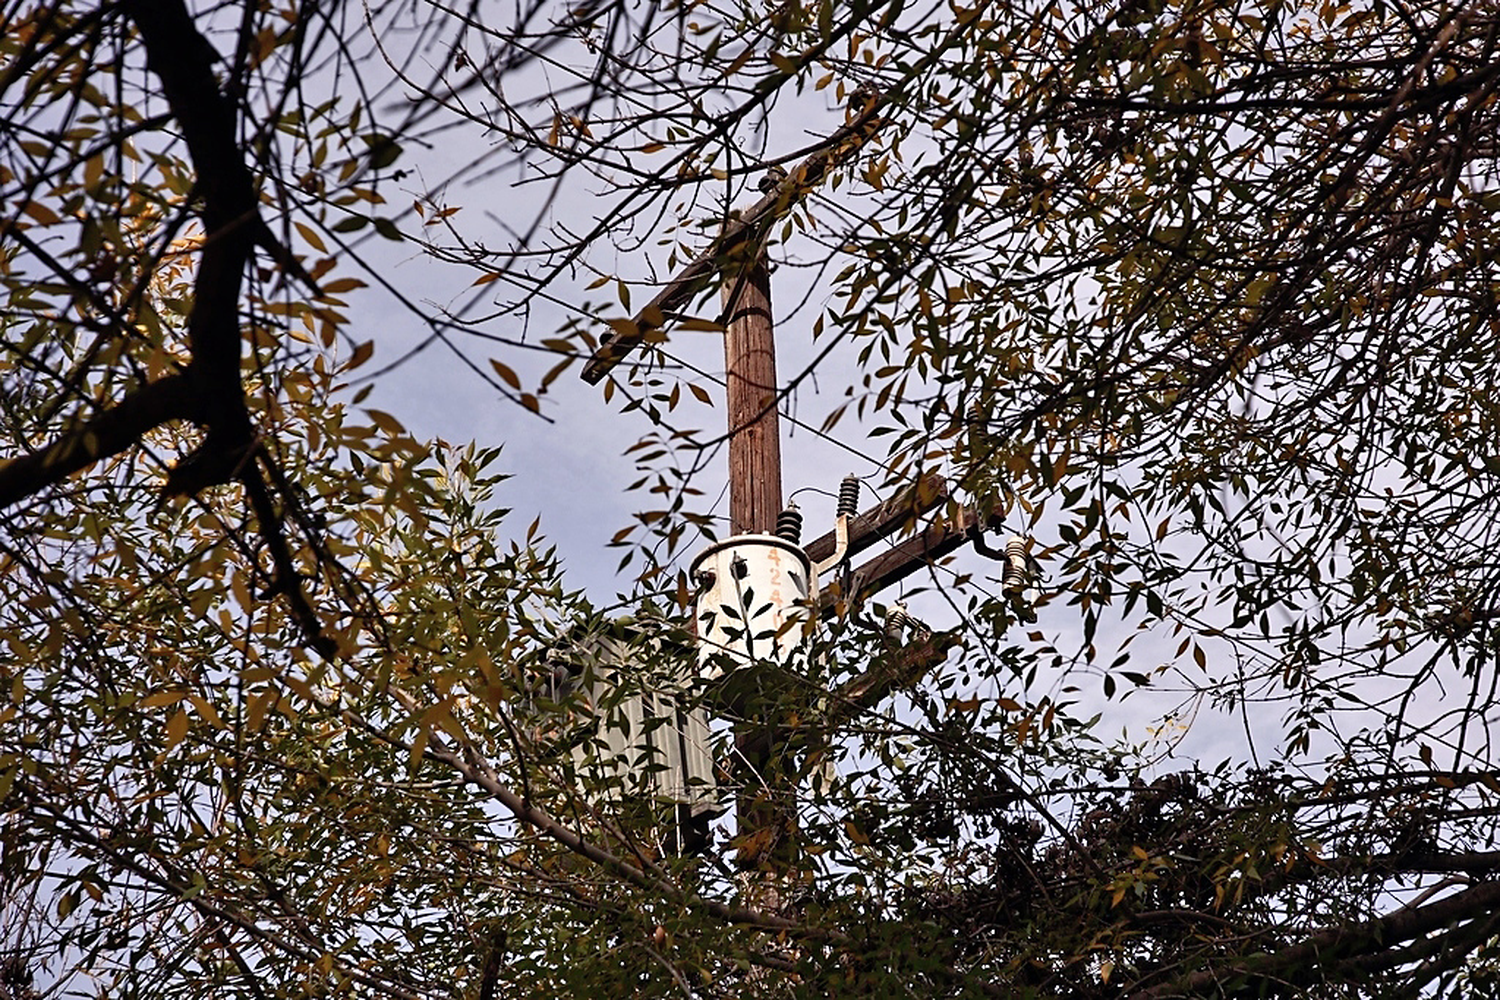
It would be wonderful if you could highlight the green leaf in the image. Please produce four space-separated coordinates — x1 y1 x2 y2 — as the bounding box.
368 137 403 170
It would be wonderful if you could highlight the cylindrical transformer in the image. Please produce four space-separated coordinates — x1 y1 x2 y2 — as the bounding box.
690 534 813 684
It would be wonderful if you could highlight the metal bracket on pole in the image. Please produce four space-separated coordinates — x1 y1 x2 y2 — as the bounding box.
812 512 849 581
818 503 1005 613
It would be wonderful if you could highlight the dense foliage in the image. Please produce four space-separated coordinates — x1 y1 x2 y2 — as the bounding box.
3 0 1499 996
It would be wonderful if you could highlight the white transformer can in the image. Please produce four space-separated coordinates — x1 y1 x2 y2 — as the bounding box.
690 534 813 690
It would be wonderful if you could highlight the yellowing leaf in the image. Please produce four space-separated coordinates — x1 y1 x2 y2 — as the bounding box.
295 221 326 252
724 46 756 77
140 690 186 709
164 709 189 749
246 689 274 732
489 359 521 390
367 409 406 435
22 201 60 226
188 695 226 731
606 317 640 341
407 727 429 776
347 340 374 370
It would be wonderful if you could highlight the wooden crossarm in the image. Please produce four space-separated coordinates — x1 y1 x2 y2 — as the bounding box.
802 473 949 566
817 504 1002 611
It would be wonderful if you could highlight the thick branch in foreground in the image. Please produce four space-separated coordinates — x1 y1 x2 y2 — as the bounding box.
0 375 191 509
1128 880 1500 999
128 0 258 432
1 1 262 511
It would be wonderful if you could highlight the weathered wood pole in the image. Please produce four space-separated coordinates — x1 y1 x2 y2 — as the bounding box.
720 254 794 874
722 259 782 536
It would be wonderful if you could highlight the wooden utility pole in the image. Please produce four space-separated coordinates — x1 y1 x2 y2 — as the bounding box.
721 260 781 535
577 103 888 881
579 98 1027 890
719 253 796 875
